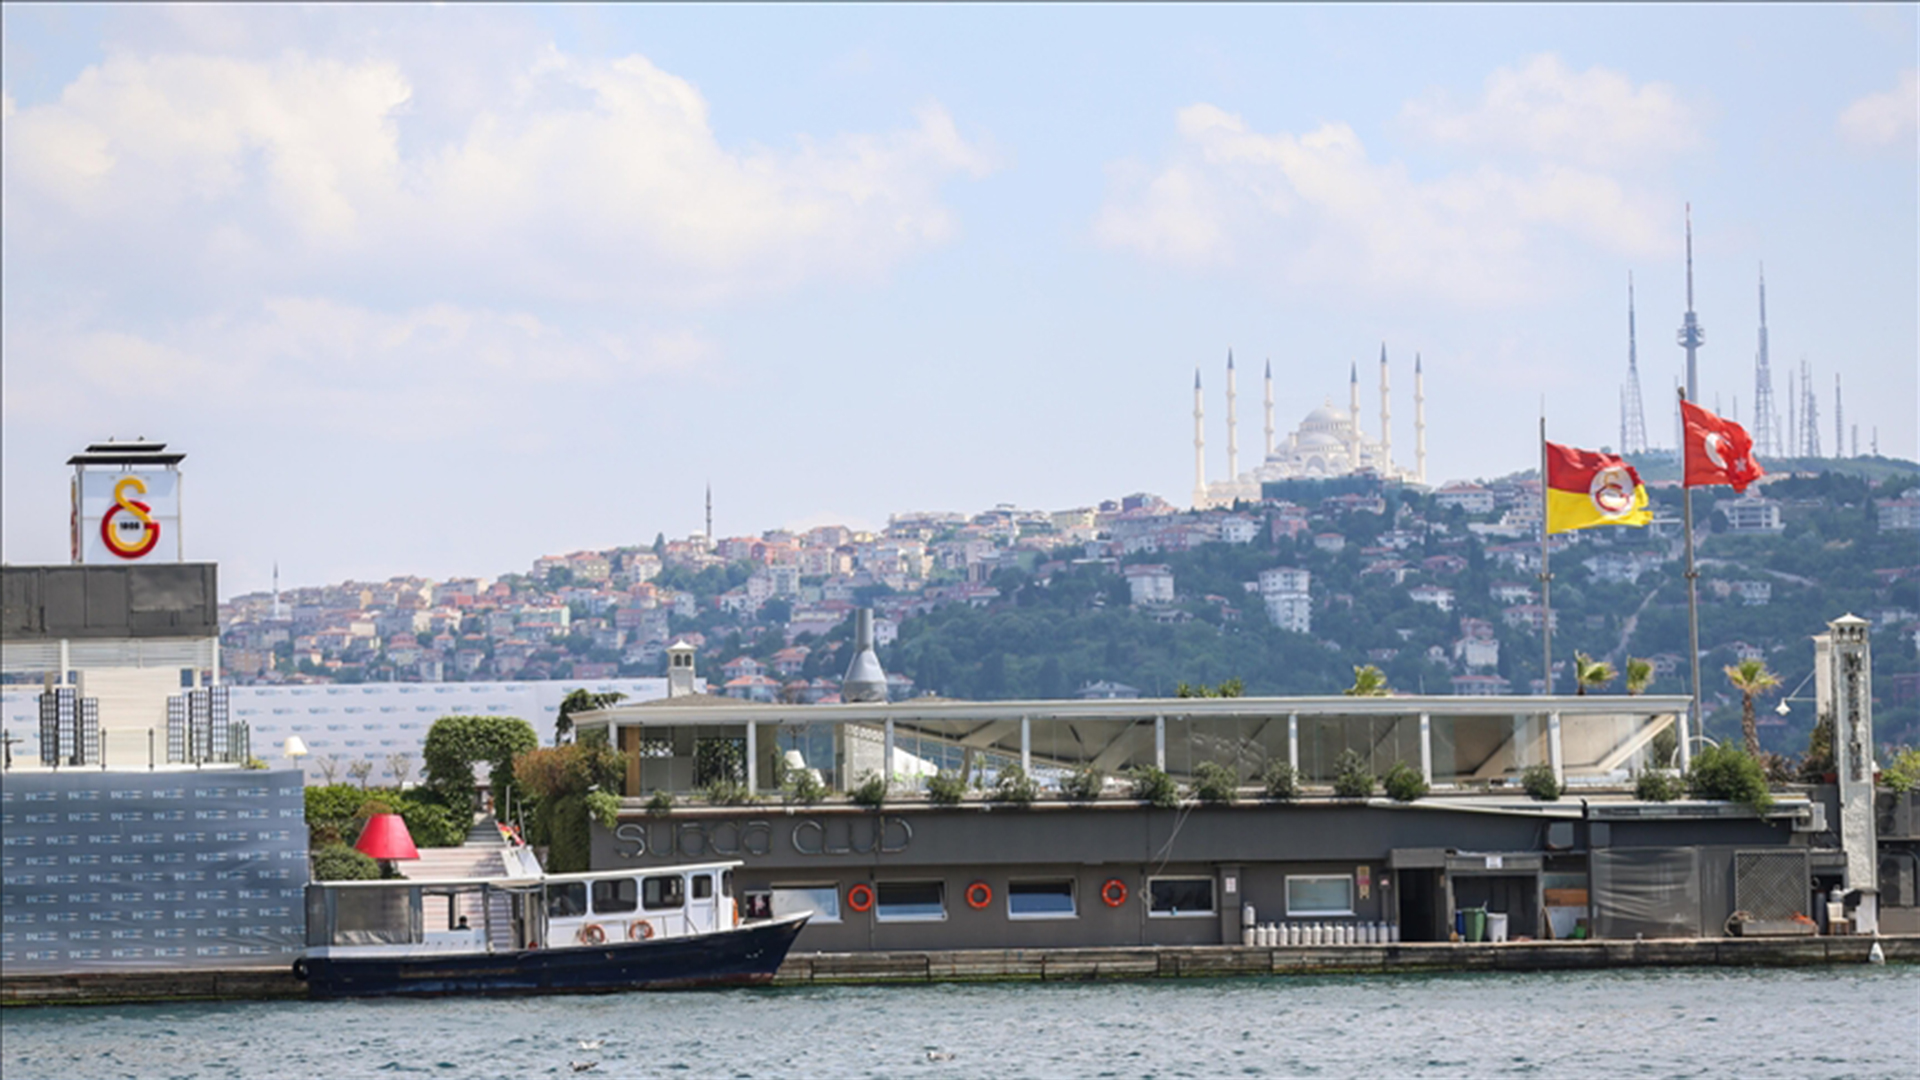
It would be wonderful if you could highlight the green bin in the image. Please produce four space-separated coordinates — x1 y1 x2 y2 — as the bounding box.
1465 907 1487 943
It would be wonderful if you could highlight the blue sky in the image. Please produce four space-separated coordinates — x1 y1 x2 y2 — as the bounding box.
3 4 1914 597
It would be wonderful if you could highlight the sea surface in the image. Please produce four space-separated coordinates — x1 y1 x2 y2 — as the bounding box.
2 966 1915 1079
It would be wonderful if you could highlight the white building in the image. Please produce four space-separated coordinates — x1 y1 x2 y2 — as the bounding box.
1124 565 1176 607
1257 567 1312 634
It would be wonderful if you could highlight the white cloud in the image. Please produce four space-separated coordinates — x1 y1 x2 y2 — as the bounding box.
1401 54 1698 167
1838 69 1918 149
1092 102 1668 305
2 45 995 304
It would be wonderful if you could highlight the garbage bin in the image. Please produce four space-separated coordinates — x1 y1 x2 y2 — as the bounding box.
1487 911 1509 943
1464 907 1487 943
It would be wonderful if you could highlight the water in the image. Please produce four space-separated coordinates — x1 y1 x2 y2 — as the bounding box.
3 967 1915 1078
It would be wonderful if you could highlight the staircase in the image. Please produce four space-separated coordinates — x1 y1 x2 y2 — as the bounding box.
403 814 519 951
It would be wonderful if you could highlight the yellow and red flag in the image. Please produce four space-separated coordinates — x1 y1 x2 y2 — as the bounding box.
1544 442 1652 534
1681 399 1764 493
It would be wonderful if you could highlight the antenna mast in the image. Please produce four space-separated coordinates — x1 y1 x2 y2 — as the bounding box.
1676 205 1705 403
1623 273 1649 453
1752 266 1778 457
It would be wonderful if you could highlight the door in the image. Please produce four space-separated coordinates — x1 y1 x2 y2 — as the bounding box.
687 873 717 934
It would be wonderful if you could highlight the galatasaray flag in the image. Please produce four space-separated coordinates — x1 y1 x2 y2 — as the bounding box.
1682 399 1764 493
1544 442 1653 534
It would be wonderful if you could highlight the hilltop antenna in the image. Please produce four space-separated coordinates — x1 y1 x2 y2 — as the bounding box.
1834 374 1844 461
1752 265 1778 457
1623 273 1649 453
1676 205 1704 403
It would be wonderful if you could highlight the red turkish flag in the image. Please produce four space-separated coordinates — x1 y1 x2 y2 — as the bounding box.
1682 399 1764 493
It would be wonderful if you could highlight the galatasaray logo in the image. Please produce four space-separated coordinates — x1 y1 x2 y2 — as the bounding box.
100 476 160 559
1588 465 1636 520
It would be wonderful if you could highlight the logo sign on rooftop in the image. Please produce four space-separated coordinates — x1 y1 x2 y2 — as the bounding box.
68 440 185 564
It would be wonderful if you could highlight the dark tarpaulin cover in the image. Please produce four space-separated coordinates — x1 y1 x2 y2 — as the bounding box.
1591 847 1701 939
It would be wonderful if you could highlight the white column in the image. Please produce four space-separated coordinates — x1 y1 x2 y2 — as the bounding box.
745 721 758 796
1419 711 1432 785
884 717 895 789
59 639 71 686
211 636 222 686
1020 715 1032 776
1155 715 1166 771
1288 713 1300 772
1547 712 1564 785
1226 352 1239 481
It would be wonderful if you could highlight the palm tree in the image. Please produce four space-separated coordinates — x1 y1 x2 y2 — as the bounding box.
1345 665 1390 697
1725 659 1782 757
1625 657 1654 696
1573 652 1616 695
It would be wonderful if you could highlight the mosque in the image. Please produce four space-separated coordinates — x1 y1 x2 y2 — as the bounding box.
1193 346 1427 508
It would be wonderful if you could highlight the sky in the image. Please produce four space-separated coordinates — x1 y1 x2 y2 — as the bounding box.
3 4 1915 599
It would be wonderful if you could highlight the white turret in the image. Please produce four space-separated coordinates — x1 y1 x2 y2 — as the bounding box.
1378 343 1392 473
1225 351 1239 482
1415 353 1427 485
1348 362 1361 449
1192 369 1207 509
1263 358 1275 458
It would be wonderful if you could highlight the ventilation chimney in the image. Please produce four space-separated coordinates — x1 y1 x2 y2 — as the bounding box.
842 609 888 703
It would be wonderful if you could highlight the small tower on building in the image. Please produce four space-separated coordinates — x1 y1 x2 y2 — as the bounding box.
666 639 699 698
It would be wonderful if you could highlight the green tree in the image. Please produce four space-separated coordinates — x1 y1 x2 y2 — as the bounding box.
555 688 626 745
422 714 540 809
1345 665 1390 697
1625 657 1654 695
1725 659 1782 757
1574 652 1616 695
513 732 627 873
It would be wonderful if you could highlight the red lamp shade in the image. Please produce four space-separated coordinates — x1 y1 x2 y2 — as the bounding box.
354 813 420 861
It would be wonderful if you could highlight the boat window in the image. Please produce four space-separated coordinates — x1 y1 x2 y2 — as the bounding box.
547 883 587 919
875 881 946 922
692 874 713 900
721 870 733 897
1008 879 1076 919
770 885 839 924
643 874 686 910
1147 877 1214 917
1285 874 1355 916
591 878 638 915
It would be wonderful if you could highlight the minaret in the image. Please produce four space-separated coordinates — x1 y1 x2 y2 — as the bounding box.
1676 204 1705 402
1192 369 1207 508
1414 353 1427 484
704 483 714 552
1225 351 1239 481
272 562 285 620
1622 273 1649 454
1752 265 1777 457
1378 343 1393 475
1348 362 1361 467
1263 358 1275 458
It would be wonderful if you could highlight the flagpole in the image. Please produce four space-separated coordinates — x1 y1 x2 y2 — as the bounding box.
1539 415 1552 696
1678 388 1699 772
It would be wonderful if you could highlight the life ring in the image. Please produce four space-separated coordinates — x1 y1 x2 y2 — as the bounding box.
291 957 309 981
965 881 993 910
848 883 875 913
628 919 655 941
579 923 607 945
1101 879 1128 907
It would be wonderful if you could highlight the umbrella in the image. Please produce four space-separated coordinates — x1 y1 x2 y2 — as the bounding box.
353 812 420 861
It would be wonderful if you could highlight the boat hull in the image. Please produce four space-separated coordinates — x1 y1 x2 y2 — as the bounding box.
299 917 808 1000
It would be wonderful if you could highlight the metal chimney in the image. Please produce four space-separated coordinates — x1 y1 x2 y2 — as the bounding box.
842 609 888 703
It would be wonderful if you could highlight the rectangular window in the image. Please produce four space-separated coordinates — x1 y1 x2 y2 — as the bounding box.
692 874 713 900
1286 874 1355 916
546 882 587 919
1007 880 1076 919
591 877 637 915
1147 877 1214 918
770 885 839 924
643 874 686 911
875 881 946 922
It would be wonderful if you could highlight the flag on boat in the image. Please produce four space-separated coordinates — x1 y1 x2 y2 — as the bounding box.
1544 441 1653 533
1681 399 1764 493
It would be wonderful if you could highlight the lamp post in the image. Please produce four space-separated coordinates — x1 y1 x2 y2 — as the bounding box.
284 735 309 780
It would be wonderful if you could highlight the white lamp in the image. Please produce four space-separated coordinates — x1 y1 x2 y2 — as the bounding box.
283 735 309 759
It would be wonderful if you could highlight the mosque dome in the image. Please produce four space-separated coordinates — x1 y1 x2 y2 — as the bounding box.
1300 430 1343 449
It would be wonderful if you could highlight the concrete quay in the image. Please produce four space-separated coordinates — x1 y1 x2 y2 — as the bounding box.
3 937 1910 1006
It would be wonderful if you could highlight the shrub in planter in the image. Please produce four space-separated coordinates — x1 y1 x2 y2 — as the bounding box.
852 772 888 809
991 764 1038 806
1634 768 1685 802
701 778 752 806
926 770 968 805
1192 761 1238 805
785 768 827 807
1882 746 1920 794
645 790 675 815
1260 760 1301 801
1062 765 1105 802
1332 749 1375 798
1687 743 1773 813
1522 763 1562 802
1128 765 1181 809
311 843 380 881
1383 761 1429 802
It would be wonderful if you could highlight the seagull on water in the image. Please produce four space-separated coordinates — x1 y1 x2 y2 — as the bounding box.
578 1040 604 1051
570 1062 599 1072
926 1050 955 1062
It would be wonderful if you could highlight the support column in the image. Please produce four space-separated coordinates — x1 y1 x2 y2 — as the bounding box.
1547 712 1564 785
1419 712 1432 785
1288 713 1299 772
883 717 895 790
745 721 758 796
1020 715 1031 777
1155 715 1166 771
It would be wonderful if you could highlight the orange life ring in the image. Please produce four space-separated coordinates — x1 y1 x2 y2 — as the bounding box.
628 919 655 941
579 923 607 945
848 883 875 913
965 881 993 909
1101 879 1128 907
